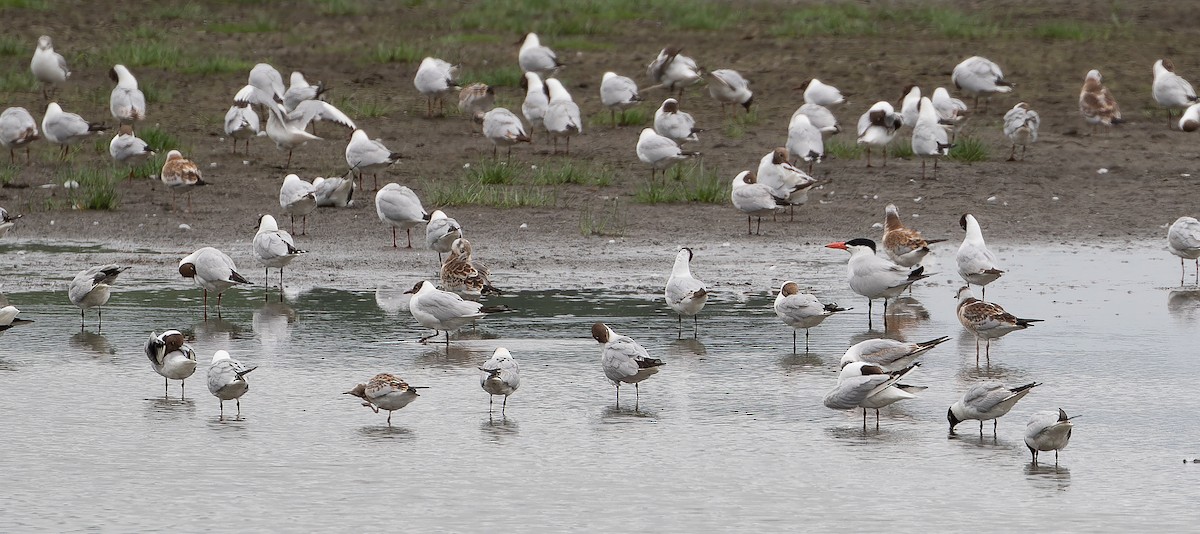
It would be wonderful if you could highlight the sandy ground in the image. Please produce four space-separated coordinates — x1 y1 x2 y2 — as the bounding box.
1 1 1197 293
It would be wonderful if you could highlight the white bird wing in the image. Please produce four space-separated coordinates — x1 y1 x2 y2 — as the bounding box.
1170 218 1200 252
732 182 781 213
602 336 648 381
420 288 485 320
823 374 890 409
961 382 1013 413
290 100 356 131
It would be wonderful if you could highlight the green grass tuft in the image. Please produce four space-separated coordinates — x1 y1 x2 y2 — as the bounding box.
0 0 49 9
590 107 650 128
370 42 425 64
427 181 555 207
825 138 863 160
211 15 280 34
138 127 181 153
948 135 988 162
454 0 738 36
335 94 395 118
468 161 519 185
0 164 19 185
531 162 613 186
180 56 255 75
140 81 174 104
579 197 624 236
0 36 23 56
635 162 724 204
724 109 759 139
313 0 365 16
771 4 997 39
0 71 38 93
889 140 915 159
60 167 120 210
147 3 204 20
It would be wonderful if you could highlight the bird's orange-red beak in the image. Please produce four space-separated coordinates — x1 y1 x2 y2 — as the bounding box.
825 242 847 250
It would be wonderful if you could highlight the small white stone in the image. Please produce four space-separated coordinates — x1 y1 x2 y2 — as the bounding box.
243 160 250 165
209 162 217 168
912 213 919 218
607 239 615 244
768 265 777 270
63 180 79 189
986 195 998 204
913 196 923 202
39 183 56 189
92 221 98 226
1182 173 1191 177
1097 168 1108 174
531 165 537 170
463 163 471 169
519 223 528 229
872 195 878 200
720 242 731 247
179 223 192 230
1052 196 1060 201
50 220 54 225
871 222 884 229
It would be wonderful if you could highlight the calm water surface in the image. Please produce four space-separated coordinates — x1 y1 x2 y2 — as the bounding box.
1 242 1197 530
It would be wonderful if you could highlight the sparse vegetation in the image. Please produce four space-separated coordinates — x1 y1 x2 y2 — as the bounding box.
889 141 915 160
590 108 650 128
211 15 280 34
426 180 555 208
531 162 613 186
0 71 37 93
579 197 625 236
0 36 24 56
724 109 759 139
468 161 519 185
335 94 396 118
454 0 740 36
60 167 120 210
0 0 49 10
825 138 863 160
0 165 18 186
370 42 426 64
179 56 255 76
948 135 989 163
313 0 366 16
463 66 524 88
634 162 725 204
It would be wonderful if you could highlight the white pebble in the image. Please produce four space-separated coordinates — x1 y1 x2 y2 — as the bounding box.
720 242 731 247
913 196 923 202
463 163 471 169
209 162 217 168
986 195 998 204
50 220 54 225
1052 196 1060 201
912 213 920 218
1097 168 1108 174
92 221 98 226
768 265 777 270
871 222 884 229
63 180 79 189
1182 173 1191 177
179 223 191 230
607 239 615 244
39 183 56 189
519 223 528 229
243 160 250 165
872 195 878 200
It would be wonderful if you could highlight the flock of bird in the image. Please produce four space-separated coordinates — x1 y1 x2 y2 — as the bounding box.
5 31 1200 466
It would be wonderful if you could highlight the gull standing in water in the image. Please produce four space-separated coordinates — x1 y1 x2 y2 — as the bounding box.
479 348 520 414
108 65 146 130
30 35 70 100
42 102 107 160
253 214 306 292
823 361 923 429
857 101 902 167
637 127 697 182
882 203 944 267
144 330 197 398
179 247 252 319
0 107 40 163
839 336 950 372
646 47 701 99
825 238 931 329
1168 216 1200 286
543 78 582 154
344 373 424 427
1003 102 1040 161
664 247 709 337
425 210 462 263
345 129 401 191
1079 69 1122 132
593 322 664 410
160 150 206 212
951 56 1013 112
957 214 1003 299
707 69 753 115
375 183 428 248
956 286 1043 365
207 350 257 421
279 174 317 235
774 281 846 352
404 280 506 343
600 71 642 125
414 57 459 117
948 381 1040 436
68 264 130 330
481 108 530 161
518 33 562 77
1025 408 1077 465
653 98 700 144
1152 59 1198 129
441 238 501 300
730 170 788 235
912 96 952 179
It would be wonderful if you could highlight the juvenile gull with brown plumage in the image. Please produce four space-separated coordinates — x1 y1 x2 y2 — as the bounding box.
955 286 1042 365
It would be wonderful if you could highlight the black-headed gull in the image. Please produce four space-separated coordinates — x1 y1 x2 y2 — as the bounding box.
899 85 921 128
823 361 923 429
279 174 317 235
730 170 787 235
1079 69 1122 131
1003 102 1040 161
30 35 69 100
1152 59 1198 129
521 72 549 139
375 183 428 248
665 247 708 337
707 69 752 114
951 56 1013 112
798 78 845 106
518 33 562 77
283 71 326 112
1180 103 1200 132
955 286 1042 365
253 214 307 290
948 381 1040 435
912 96 952 179
247 63 285 106
931 87 967 128
1025 408 1077 465
458 83 495 120
882 203 944 267
207 350 257 421
160 150 206 212
792 103 840 136
956 214 1003 298
312 176 354 208
108 126 154 178
479 347 520 414
600 71 642 125
144 330 198 398
646 47 701 98
68 264 129 330
543 78 582 154
344 373 424 426
481 107 530 161
425 209 462 263
42 102 107 159
653 98 699 144
756 147 819 221
414 57 459 117
839 336 949 372
825 238 931 329
637 127 697 181
264 104 320 168
179 247 251 319
346 129 401 191
1168 216 1200 286
0 107 40 163
0 207 21 238
404 280 504 343
108 65 145 130
593 322 664 410
856 101 902 167
786 113 823 173
440 237 500 300
224 89 260 155
774 281 845 352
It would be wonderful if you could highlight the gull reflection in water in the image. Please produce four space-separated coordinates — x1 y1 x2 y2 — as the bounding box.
667 338 706 358
1168 289 1200 323
70 331 116 357
884 295 930 336
481 416 520 442
375 284 411 316
1024 463 1071 491
253 302 296 344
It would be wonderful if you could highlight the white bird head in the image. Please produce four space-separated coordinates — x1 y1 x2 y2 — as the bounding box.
521 32 540 50
490 347 514 362
211 350 231 363
45 102 63 115
257 214 279 232
955 285 975 302
403 280 434 296
429 209 447 222
350 129 369 143
164 149 184 162
1085 69 1102 84
37 35 53 50
545 78 571 103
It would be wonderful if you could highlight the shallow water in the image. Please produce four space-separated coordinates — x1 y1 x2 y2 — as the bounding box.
1 242 1198 530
